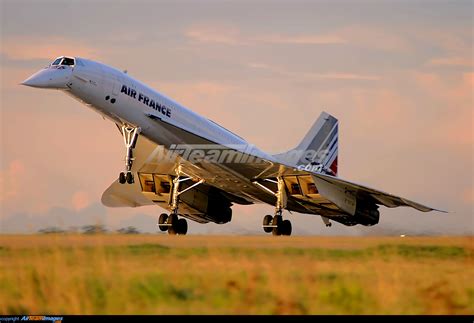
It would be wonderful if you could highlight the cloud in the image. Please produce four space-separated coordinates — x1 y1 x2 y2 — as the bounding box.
247 62 271 69
185 23 471 65
1 36 99 61
239 25 412 53
258 34 346 45
185 26 246 45
419 28 471 55
337 26 412 52
306 72 380 81
185 25 346 46
428 57 472 67
247 62 380 81
413 71 473 108
419 29 472 69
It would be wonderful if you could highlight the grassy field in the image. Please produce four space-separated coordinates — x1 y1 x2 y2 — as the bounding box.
0 235 472 314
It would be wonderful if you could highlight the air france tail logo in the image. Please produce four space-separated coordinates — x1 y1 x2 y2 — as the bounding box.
121 85 171 118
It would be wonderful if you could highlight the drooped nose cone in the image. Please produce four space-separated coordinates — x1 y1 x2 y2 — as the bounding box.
21 67 72 89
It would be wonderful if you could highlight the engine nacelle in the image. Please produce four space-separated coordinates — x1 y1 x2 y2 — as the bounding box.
180 184 233 224
207 201 232 224
354 204 380 226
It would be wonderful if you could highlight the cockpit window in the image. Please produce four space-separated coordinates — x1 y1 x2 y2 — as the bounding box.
50 57 75 67
61 57 75 66
51 58 62 65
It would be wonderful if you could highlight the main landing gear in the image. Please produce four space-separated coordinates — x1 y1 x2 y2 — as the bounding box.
118 125 140 184
157 166 204 235
263 214 292 236
158 213 188 235
322 216 332 227
255 177 292 236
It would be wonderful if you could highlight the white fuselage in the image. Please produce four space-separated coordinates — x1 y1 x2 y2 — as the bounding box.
66 57 272 160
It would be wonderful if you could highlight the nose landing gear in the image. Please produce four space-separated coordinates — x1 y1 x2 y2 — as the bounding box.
118 125 140 184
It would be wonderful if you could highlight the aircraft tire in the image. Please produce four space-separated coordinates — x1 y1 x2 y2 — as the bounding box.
167 213 178 235
119 172 126 184
281 220 292 236
177 218 188 235
263 215 273 233
158 213 168 231
272 215 282 236
126 172 134 184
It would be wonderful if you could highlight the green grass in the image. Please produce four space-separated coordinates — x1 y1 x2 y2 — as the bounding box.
0 235 472 314
376 244 467 258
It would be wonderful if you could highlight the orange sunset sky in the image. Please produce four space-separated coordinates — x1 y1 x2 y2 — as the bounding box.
1 0 472 235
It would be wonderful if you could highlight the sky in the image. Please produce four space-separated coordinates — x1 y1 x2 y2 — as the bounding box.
0 0 472 235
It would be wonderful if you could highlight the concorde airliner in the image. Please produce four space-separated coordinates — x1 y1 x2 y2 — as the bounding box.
22 56 443 235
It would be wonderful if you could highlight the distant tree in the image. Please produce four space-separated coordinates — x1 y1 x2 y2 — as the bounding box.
81 224 107 234
117 226 140 234
38 226 65 234
68 226 80 234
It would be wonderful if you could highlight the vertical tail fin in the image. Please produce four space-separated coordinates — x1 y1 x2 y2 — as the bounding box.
273 112 338 176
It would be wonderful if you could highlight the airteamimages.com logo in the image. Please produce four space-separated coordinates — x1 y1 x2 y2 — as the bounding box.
145 144 267 165
144 144 333 173
0 316 62 323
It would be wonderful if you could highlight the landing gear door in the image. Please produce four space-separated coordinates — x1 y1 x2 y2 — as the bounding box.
312 175 357 215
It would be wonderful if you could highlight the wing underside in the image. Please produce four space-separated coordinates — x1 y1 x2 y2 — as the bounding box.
102 116 443 226
310 172 444 212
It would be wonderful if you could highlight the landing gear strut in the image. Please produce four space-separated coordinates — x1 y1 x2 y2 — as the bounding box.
256 177 292 236
118 125 140 184
157 166 204 235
